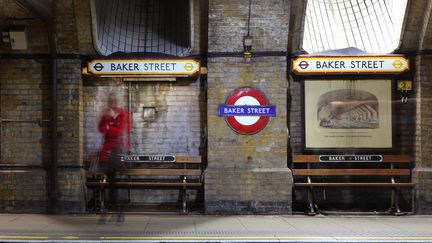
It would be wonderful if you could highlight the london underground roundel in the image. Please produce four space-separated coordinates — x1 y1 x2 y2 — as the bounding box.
218 87 276 135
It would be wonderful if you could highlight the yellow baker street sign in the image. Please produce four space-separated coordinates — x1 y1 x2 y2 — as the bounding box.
291 55 409 75
84 59 201 77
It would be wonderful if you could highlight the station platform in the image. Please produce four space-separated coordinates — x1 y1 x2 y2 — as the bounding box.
1 213 432 242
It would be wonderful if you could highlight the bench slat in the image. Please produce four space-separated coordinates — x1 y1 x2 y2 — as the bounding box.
86 181 202 188
118 168 202 176
292 155 410 163
175 156 202 163
295 182 415 187
84 155 202 166
293 155 320 163
382 155 410 163
293 169 410 176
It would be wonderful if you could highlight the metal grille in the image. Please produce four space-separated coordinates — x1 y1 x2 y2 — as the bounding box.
303 0 408 53
93 0 191 56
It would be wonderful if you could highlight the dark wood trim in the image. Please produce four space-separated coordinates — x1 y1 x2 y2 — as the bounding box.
118 168 202 176
293 169 410 176
292 154 410 163
175 155 202 163
295 182 415 187
86 181 203 188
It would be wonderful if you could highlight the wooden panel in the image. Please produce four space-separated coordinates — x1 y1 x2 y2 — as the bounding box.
292 154 411 163
118 168 202 176
115 182 202 188
86 181 203 188
295 182 415 187
292 155 320 163
382 155 410 163
84 155 202 165
175 155 202 163
293 169 410 176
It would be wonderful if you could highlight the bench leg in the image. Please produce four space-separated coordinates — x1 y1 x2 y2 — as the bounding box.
181 176 187 213
90 186 105 213
307 187 317 215
181 187 187 213
99 186 106 212
390 187 403 215
305 175 317 215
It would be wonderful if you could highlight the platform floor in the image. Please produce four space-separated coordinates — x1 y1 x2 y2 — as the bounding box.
1 213 432 242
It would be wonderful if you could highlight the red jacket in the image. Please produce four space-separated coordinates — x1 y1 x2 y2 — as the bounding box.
98 108 130 163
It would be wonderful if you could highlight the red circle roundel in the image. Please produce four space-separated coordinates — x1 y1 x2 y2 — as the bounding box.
221 87 274 135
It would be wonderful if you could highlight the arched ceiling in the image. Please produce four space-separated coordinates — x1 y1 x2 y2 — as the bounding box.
91 0 191 56
289 0 432 54
10 0 432 55
13 0 53 21
399 0 429 52
418 0 432 50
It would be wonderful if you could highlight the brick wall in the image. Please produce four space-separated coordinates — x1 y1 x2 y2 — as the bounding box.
414 55 432 214
56 59 85 212
0 0 86 213
399 0 428 51
0 2 49 214
207 57 288 169
0 58 51 213
57 59 83 166
287 78 302 155
405 0 432 214
130 81 204 155
0 172 47 212
0 0 49 54
74 0 96 54
0 60 51 164
83 80 204 157
83 78 205 204
54 0 85 212
208 0 290 53
54 0 79 54
205 0 292 214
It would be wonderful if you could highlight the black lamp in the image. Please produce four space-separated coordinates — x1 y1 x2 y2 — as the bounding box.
243 35 253 63
244 0 253 63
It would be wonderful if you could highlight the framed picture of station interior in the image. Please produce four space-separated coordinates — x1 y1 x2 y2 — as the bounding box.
304 79 392 150
291 53 411 153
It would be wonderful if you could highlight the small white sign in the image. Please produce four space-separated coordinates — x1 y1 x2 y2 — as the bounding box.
86 59 200 77
292 56 409 75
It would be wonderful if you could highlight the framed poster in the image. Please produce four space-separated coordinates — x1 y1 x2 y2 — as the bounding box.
304 80 393 149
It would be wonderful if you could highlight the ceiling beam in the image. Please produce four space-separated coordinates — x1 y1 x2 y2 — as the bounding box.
13 0 53 22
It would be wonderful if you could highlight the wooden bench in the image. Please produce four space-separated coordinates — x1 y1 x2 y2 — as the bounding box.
85 155 203 213
292 154 415 215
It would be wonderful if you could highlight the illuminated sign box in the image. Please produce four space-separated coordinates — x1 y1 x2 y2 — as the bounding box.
291 55 409 75
83 59 201 78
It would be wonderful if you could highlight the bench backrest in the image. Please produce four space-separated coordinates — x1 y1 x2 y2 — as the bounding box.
86 155 202 177
292 155 411 177
293 155 410 163
119 168 202 176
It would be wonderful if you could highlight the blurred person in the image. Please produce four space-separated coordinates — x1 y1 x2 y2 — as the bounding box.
97 93 130 224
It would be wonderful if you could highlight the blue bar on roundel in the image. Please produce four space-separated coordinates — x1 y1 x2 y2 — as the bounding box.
218 105 276 116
